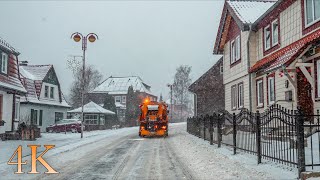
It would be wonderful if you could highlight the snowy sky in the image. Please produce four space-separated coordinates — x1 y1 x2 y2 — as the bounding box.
0 0 223 100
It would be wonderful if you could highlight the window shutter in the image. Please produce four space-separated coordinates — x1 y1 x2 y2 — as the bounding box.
39 110 43 126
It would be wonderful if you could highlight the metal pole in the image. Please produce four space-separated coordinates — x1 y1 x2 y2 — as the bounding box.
170 85 173 120
81 37 86 139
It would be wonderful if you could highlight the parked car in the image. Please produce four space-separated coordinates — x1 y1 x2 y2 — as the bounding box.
46 119 83 133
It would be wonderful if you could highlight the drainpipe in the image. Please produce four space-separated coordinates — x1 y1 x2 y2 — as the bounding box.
247 26 253 112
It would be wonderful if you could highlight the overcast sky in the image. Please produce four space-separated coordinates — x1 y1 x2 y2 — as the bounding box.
0 0 223 100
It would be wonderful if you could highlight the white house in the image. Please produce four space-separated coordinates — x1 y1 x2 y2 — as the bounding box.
89 76 158 122
0 37 27 136
19 64 71 132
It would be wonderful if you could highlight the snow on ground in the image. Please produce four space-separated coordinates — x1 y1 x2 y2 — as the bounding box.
169 123 297 180
0 127 138 163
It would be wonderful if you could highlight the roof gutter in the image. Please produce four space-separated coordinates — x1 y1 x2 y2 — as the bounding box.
247 26 253 112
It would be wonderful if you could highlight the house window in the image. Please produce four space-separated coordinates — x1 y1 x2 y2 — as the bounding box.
55 112 64 123
231 85 237 110
50 87 54 99
100 115 105 125
115 96 121 103
305 0 320 26
268 76 275 104
122 96 126 103
317 61 320 97
1 52 8 74
45 86 49 98
85 114 98 125
238 83 244 108
230 36 241 64
264 25 271 50
272 19 279 46
257 80 264 107
31 109 37 125
15 97 20 121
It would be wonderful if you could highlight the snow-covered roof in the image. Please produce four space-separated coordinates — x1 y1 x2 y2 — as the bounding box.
92 76 154 95
68 101 116 114
20 65 52 80
0 37 19 54
21 96 71 108
227 0 276 24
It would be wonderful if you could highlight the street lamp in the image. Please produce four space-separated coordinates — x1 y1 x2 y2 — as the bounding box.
167 84 173 120
71 32 98 138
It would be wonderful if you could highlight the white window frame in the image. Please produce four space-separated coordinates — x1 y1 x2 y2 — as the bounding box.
317 61 320 97
231 85 237 110
235 36 241 61
115 96 121 103
305 0 320 27
1 52 8 74
230 40 236 64
272 19 279 46
257 80 264 107
122 96 126 103
15 97 20 121
230 36 241 64
84 114 98 125
50 86 54 99
44 85 49 98
268 77 275 105
264 25 271 50
238 83 244 108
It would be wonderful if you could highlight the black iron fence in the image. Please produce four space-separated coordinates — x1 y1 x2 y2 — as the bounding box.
187 104 320 177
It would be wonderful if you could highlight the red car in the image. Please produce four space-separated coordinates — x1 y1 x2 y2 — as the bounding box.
46 119 83 133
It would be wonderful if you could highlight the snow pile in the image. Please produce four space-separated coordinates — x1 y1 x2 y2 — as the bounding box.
168 123 296 179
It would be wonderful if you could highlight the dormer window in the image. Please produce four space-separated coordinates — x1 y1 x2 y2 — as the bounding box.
230 35 241 65
264 25 271 50
1 52 8 74
45 86 49 98
50 87 54 99
305 0 320 26
272 19 279 46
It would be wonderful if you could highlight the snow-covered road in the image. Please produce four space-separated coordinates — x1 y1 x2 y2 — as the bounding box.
0 123 297 180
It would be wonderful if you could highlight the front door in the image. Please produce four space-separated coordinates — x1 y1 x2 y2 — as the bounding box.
297 67 314 118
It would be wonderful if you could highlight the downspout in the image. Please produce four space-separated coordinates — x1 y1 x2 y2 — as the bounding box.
247 26 253 112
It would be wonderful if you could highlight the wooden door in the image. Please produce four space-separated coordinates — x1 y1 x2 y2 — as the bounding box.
297 68 314 118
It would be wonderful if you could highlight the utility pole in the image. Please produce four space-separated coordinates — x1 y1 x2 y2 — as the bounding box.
167 84 173 120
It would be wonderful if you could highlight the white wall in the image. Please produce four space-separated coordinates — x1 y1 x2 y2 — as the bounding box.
20 103 69 132
39 82 60 102
0 90 13 134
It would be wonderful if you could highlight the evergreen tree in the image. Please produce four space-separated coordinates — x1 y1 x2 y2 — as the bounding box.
103 94 118 127
125 86 136 126
159 93 163 102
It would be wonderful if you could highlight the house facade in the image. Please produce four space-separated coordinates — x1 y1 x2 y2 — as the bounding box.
189 57 225 116
19 64 71 132
214 0 320 115
249 0 320 115
88 76 157 122
68 101 116 130
0 37 27 135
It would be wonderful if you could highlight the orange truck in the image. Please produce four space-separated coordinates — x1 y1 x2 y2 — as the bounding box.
139 100 169 137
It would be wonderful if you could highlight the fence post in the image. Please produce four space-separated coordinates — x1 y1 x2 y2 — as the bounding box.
217 114 222 148
233 113 237 155
198 116 202 138
210 115 214 145
296 108 306 178
256 111 262 164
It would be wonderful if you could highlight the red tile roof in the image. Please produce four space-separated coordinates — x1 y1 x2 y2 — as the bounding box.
250 29 320 73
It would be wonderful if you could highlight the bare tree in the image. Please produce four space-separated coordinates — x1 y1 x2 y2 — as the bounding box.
173 65 192 121
69 65 103 108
